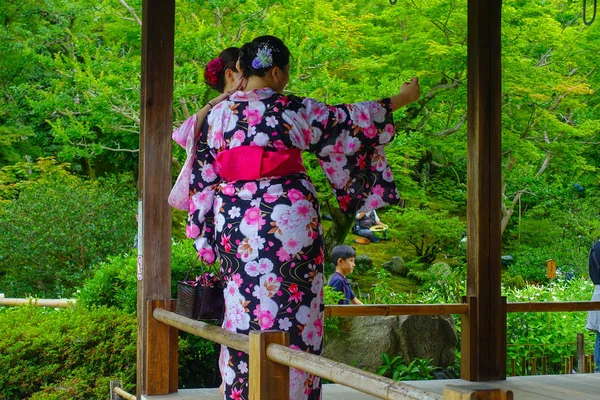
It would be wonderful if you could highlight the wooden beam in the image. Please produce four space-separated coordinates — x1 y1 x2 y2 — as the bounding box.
137 0 175 396
146 300 171 395
249 331 290 400
464 0 505 381
325 304 468 317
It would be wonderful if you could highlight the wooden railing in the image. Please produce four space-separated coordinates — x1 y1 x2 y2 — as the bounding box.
0 297 75 308
149 301 521 400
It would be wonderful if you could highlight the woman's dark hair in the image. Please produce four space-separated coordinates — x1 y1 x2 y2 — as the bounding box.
204 47 240 92
238 35 290 79
331 245 356 265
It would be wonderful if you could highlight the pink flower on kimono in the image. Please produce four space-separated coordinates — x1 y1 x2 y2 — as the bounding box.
276 246 291 262
243 108 262 126
253 305 275 329
380 124 394 144
244 261 260 277
242 182 258 194
289 283 304 303
313 317 323 337
221 233 232 252
287 189 304 203
258 258 274 274
337 195 351 211
282 235 302 255
365 194 384 210
201 163 217 182
350 105 373 128
230 130 246 148
238 361 248 374
198 247 215 264
372 184 385 197
230 387 243 400
364 124 378 139
231 273 243 286
383 167 394 182
278 317 293 331
186 223 200 238
222 184 235 196
243 207 263 226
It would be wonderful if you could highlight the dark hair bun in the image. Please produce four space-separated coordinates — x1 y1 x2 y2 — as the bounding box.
238 36 290 79
203 47 240 93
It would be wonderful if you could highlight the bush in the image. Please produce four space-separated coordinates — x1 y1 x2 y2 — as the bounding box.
77 240 221 388
507 241 588 282
77 241 205 312
0 306 136 399
0 170 137 298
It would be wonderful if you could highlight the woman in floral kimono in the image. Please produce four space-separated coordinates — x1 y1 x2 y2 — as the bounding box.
174 35 420 399
170 47 244 210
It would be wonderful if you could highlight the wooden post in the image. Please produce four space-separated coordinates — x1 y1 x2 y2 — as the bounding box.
531 358 536 375
443 385 513 400
542 356 547 375
510 359 515 377
521 356 526 376
146 300 171 394
577 332 584 373
169 300 179 392
249 331 290 400
463 0 505 382
137 0 175 396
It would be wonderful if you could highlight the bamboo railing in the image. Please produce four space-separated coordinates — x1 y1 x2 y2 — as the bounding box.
0 297 76 308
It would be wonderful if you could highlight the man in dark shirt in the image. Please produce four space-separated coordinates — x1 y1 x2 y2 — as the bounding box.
327 245 363 305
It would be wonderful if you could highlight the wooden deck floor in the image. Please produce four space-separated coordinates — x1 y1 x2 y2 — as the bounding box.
405 373 600 399
141 374 600 400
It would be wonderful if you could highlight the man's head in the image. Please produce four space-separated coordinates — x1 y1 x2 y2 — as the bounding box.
331 245 356 277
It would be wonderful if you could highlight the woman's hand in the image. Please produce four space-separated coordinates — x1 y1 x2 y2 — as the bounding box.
390 77 420 111
207 90 234 108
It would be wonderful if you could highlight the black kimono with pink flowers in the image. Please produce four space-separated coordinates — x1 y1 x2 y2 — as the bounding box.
171 87 399 400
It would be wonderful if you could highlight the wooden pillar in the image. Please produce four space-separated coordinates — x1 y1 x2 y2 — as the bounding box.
463 0 506 381
249 331 290 400
137 0 175 396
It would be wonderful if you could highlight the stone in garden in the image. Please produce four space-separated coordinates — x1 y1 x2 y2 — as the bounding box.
354 254 373 274
382 256 407 276
323 315 457 373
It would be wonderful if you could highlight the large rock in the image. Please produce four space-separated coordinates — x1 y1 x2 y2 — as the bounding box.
323 315 457 373
382 256 407 276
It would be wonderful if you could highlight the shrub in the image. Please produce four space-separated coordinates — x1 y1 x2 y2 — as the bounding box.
0 170 137 298
507 241 588 282
77 241 205 312
0 306 136 399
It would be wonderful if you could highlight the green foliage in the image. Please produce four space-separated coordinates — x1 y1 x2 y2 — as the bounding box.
412 261 466 304
377 353 435 381
77 241 205 313
370 268 409 304
0 170 136 298
389 207 465 265
507 241 589 282
323 285 346 339
0 306 136 399
504 278 597 375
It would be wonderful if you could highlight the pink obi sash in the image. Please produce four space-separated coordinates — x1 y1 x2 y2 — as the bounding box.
216 146 306 181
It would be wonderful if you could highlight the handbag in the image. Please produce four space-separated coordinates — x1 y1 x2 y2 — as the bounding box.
176 263 225 321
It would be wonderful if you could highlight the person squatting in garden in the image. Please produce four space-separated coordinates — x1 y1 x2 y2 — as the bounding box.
170 35 420 399
586 240 600 373
328 244 363 305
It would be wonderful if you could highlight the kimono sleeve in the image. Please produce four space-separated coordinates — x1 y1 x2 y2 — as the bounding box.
186 118 220 265
303 97 400 214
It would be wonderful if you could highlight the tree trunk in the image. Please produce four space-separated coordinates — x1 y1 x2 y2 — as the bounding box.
323 204 355 261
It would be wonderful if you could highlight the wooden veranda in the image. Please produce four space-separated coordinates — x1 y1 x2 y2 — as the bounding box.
134 0 600 399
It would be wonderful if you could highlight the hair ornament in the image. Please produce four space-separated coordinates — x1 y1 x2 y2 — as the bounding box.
205 57 224 85
252 45 273 70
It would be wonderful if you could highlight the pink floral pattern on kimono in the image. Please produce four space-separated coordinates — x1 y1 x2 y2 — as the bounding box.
172 88 398 400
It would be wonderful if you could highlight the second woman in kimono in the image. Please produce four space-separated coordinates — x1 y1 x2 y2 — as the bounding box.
182 35 420 399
